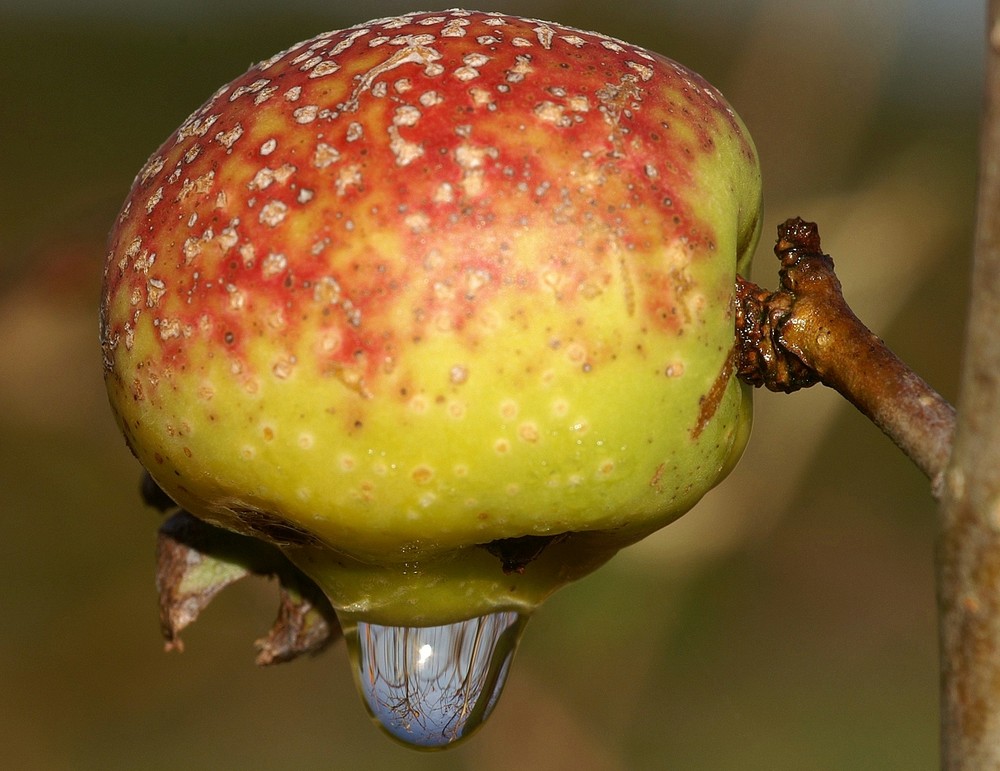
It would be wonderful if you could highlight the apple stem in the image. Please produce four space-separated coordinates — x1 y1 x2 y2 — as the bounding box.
734 217 957 488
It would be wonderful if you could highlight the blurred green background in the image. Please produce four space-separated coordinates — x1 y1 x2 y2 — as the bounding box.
0 0 984 768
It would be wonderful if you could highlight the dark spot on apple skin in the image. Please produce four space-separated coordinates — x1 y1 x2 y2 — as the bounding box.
480 534 568 574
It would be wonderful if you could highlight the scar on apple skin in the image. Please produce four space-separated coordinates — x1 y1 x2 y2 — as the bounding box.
228 506 325 547
692 346 736 439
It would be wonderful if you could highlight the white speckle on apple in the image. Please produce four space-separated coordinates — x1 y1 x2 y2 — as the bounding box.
261 252 288 277
291 50 319 67
466 52 491 68
469 87 494 108
454 64 479 82
388 127 423 166
146 277 166 308
214 123 244 150
404 212 429 232
534 101 570 127
309 60 340 79
272 356 296 379
293 105 318 123
433 182 454 203
259 199 288 228
441 18 468 37
145 186 163 215
329 28 370 56
335 165 362 195
156 318 182 340
533 25 554 49
253 85 279 105
312 142 340 168
419 90 443 108
139 156 165 184
392 104 421 126
134 248 155 273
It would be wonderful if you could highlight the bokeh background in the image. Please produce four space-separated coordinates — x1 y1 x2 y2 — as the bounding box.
0 0 985 768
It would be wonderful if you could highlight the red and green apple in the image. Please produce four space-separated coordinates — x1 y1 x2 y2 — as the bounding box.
101 9 760 630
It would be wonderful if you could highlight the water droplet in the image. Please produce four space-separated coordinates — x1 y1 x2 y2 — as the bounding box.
344 612 526 748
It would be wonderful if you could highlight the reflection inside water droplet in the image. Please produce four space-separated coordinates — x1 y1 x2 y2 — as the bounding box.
344 612 526 749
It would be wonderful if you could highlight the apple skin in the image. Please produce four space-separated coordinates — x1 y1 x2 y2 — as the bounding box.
100 10 760 625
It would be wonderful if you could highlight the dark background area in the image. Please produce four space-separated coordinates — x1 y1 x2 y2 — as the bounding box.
0 1 984 767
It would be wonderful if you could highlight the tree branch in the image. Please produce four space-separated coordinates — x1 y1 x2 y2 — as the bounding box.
735 218 956 484
937 1 1000 766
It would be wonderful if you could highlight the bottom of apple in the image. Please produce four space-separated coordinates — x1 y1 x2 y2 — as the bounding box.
341 611 528 749
283 533 626 626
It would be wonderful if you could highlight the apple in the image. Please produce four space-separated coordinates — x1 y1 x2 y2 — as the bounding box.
101 8 760 745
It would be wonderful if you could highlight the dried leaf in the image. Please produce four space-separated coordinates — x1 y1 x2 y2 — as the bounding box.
255 579 341 665
155 509 340 660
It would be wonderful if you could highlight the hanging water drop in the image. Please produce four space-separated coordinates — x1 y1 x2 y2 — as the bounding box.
343 611 527 749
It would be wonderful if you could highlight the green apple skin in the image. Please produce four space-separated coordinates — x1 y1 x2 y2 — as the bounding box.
100 10 760 625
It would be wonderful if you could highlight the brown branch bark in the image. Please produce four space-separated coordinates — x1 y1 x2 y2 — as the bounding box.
937 1 1000 767
736 219 956 483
